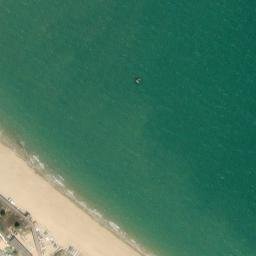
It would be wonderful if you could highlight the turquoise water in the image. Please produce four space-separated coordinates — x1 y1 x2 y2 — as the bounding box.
0 1 256 255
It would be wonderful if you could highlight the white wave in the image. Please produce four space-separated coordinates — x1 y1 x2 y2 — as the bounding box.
89 208 102 219
78 201 88 210
67 190 75 198
29 154 45 170
52 175 65 187
57 175 64 181
109 221 120 232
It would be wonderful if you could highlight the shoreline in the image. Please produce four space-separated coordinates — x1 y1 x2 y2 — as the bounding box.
0 132 154 256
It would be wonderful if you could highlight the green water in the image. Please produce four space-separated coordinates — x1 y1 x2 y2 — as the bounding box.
0 1 256 255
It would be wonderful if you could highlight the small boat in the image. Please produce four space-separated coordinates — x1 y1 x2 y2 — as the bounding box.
134 76 143 85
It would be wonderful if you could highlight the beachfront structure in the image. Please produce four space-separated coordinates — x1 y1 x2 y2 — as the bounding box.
0 194 36 256
0 194 41 256
0 194 79 256
0 195 32 240
54 247 80 256
8 236 32 256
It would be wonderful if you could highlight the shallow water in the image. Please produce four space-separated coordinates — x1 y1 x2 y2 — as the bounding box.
0 1 256 256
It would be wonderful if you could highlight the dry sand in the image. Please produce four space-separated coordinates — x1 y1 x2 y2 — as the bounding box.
0 142 143 256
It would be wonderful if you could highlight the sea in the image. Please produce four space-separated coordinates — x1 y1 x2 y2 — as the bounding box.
0 1 256 256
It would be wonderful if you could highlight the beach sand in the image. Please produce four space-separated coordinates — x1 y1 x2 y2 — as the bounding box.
0 142 143 256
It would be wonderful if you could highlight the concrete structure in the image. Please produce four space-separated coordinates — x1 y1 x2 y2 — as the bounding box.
54 247 80 256
31 226 42 256
0 194 41 256
8 236 32 256
0 195 31 224
0 194 79 256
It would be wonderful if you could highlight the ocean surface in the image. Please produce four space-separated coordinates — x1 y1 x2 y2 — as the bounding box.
0 1 256 256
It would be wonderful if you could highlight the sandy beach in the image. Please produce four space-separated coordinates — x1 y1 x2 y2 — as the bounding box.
0 142 143 256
